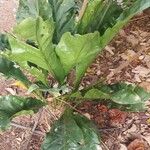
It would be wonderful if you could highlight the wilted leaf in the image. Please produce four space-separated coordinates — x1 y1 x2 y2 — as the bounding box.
11 81 27 90
42 110 101 150
0 96 45 130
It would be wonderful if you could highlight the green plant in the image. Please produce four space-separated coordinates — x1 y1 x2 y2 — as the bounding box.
0 34 10 51
0 0 150 149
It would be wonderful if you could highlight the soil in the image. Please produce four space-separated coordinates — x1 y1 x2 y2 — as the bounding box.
0 1 150 150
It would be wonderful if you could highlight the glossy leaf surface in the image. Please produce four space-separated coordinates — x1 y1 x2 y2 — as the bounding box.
8 17 65 84
42 110 101 150
56 32 100 88
72 83 150 105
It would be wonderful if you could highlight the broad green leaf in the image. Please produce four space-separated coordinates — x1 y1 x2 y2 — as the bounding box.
8 35 48 70
27 84 40 94
42 110 101 150
110 83 150 104
15 0 52 42
77 0 102 34
84 89 110 99
77 0 123 35
56 32 101 88
107 101 147 112
16 0 52 22
13 17 37 41
0 57 30 86
0 96 45 130
72 83 150 105
8 17 65 84
48 0 77 43
36 17 65 83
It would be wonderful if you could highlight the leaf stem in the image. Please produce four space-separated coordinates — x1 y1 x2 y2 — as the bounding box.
77 0 88 22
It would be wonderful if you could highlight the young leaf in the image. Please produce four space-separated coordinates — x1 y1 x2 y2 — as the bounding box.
0 57 30 86
56 32 101 88
48 0 77 43
0 96 45 130
42 110 101 150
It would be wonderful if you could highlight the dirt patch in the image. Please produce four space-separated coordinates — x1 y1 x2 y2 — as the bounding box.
0 0 18 33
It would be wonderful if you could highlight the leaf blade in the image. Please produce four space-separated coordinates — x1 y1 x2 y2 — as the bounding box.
0 96 45 130
48 0 77 43
0 56 30 86
56 32 101 88
42 110 101 150
72 83 150 109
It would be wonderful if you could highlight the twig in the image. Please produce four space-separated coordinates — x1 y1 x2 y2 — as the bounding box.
77 0 88 22
98 127 122 132
44 107 58 120
21 108 44 150
101 140 110 150
55 97 83 115
11 122 45 136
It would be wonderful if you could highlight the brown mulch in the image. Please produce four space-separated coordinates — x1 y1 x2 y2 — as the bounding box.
0 1 150 149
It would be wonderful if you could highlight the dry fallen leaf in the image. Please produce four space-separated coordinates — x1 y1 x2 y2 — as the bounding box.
144 55 150 68
120 144 127 150
132 66 150 78
11 81 27 90
108 109 127 127
142 136 150 146
126 35 139 47
127 139 145 150
105 46 115 55
139 82 150 92
5 87 16 95
120 50 137 61
83 113 91 120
